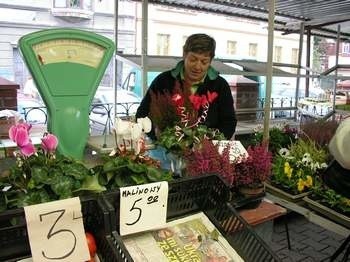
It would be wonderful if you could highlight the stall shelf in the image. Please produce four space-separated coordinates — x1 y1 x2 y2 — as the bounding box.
102 174 281 262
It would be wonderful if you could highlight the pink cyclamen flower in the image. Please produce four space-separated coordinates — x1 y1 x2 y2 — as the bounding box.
20 142 36 157
8 123 32 142
41 133 58 153
8 123 35 156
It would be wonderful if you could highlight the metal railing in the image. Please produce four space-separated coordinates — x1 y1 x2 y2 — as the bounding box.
17 97 337 135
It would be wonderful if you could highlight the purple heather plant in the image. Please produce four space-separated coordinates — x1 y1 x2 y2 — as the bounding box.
234 143 273 188
184 139 235 185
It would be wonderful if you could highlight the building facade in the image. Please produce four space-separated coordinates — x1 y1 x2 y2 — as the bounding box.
0 0 307 92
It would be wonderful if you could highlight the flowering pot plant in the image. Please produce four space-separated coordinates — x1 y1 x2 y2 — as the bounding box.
253 123 298 156
0 123 104 211
233 143 273 191
184 138 234 185
271 138 328 195
309 179 350 216
91 117 173 189
150 82 225 156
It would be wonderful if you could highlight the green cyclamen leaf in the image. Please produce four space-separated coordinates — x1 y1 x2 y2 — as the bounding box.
50 176 75 198
31 166 49 184
128 163 147 174
146 167 163 182
65 163 89 180
17 189 51 207
130 173 147 184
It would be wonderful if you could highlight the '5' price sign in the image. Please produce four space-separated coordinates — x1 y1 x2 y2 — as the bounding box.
24 197 90 262
120 181 168 236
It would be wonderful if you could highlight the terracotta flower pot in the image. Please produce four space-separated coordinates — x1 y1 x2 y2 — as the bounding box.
238 183 265 198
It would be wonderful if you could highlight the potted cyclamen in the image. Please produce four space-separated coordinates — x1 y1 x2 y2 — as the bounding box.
233 143 273 198
0 123 104 210
149 83 225 176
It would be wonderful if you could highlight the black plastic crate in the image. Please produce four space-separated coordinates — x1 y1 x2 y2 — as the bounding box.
102 174 281 262
0 194 112 261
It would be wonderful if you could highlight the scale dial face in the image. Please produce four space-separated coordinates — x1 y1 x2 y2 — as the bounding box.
33 39 105 68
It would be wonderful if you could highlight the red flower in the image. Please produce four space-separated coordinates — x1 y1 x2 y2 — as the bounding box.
189 94 207 110
171 93 184 107
207 91 218 103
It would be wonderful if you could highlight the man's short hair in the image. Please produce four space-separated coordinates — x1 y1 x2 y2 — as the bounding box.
183 34 216 59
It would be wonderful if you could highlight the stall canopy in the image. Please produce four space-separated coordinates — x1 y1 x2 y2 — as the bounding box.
135 0 350 40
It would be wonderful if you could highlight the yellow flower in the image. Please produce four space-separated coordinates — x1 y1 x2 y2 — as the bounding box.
297 178 305 192
305 175 313 187
284 162 293 179
342 198 350 207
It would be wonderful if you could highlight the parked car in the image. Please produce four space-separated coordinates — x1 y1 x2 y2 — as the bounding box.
329 90 350 105
89 86 142 134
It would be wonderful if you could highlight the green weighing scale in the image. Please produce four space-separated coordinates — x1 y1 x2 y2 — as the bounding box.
19 28 115 159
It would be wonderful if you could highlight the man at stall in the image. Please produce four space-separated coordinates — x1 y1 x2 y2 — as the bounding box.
135 33 237 140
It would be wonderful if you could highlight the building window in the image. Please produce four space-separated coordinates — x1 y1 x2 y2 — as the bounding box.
342 43 350 54
274 46 282 62
291 48 299 73
227 40 237 55
249 43 257 57
54 0 92 10
157 34 170 55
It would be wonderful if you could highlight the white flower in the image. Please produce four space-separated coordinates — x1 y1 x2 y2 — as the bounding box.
130 123 143 140
279 148 290 157
301 154 313 166
114 118 130 136
137 117 152 133
320 162 328 169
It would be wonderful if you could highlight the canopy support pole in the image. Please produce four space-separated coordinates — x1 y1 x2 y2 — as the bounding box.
141 0 148 97
263 0 275 144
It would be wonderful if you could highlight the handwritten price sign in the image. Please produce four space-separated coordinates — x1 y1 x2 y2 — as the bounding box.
120 181 168 236
212 140 248 162
24 197 90 262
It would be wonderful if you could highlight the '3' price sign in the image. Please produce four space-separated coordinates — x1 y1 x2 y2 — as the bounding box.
120 181 168 236
24 197 90 262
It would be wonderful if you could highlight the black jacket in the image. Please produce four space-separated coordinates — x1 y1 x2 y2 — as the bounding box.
136 61 237 140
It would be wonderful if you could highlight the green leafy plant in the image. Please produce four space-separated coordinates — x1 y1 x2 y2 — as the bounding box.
93 145 173 189
253 124 298 155
158 125 224 155
0 123 104 210
271 138 328 194
311 180 350 215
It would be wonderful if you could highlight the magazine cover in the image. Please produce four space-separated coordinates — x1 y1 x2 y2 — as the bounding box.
123 212 244 262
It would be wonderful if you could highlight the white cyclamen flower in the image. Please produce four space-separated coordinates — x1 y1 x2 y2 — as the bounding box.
137 117 152 133
130 123 143 140
114 118 130 135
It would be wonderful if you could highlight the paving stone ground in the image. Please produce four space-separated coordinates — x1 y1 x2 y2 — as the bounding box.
270 212 349 261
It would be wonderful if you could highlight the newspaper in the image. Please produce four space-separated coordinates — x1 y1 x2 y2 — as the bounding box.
123 212 244 262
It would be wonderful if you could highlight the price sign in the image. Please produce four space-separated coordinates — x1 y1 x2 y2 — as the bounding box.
120 181 168 236
212 140 248 162
24 197 90 262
